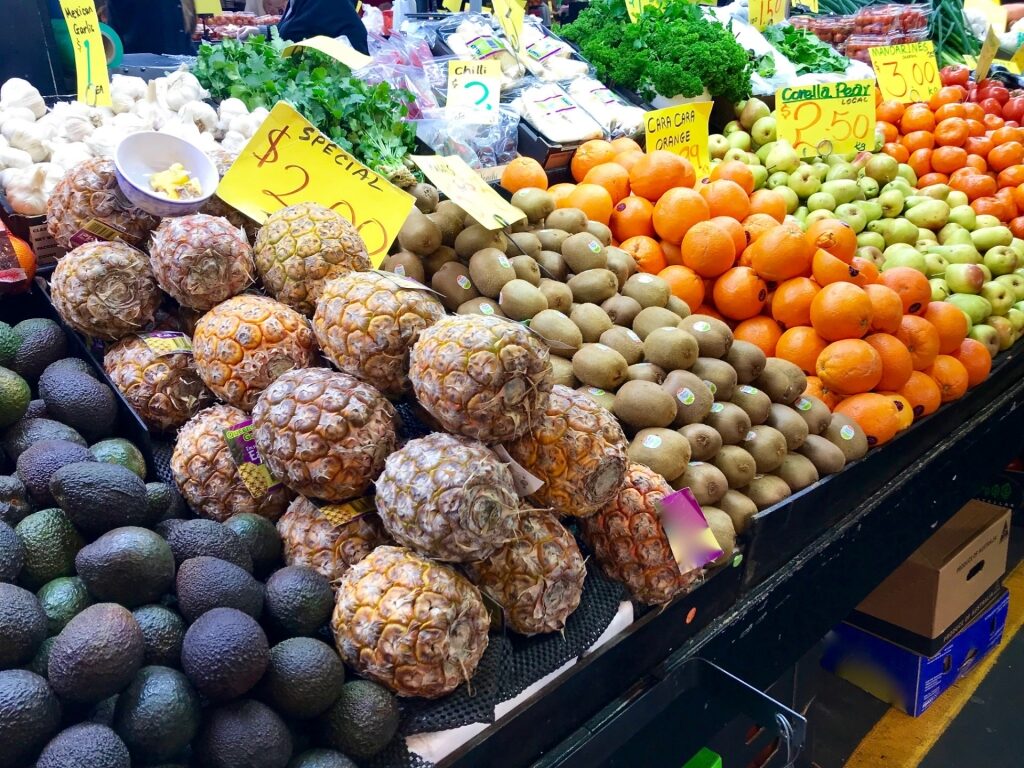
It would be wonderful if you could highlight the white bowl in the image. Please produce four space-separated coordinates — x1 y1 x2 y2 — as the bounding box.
114 132 218 217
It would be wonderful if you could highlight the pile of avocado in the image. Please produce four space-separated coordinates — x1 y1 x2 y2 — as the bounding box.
0 317 400 768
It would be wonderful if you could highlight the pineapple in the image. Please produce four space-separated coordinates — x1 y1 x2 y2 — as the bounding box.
331 546 489 698
277 495 390 585
171 403 292 522
312 272 445 397
104 335 212 433
507 385 628 518
202 150 258 241
46 158 160 249
580 463 696 606
149 214 254 311
374 433 519 562
50 240 162 340
254 203 371 316
252 368 397 502
409 315 553 443
192 294 318 411
464 514 585 636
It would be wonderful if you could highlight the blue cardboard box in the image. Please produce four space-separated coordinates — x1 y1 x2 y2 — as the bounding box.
821 589 1009 716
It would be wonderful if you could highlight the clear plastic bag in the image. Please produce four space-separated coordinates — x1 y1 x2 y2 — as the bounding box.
413 107 520 169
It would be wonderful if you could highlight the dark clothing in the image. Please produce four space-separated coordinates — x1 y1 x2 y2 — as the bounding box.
277 0 368 54
105 0 192 54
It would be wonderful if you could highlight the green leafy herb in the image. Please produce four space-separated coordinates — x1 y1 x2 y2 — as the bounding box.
762 24 849 76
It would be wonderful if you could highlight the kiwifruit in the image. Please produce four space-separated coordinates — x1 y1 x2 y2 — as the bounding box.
382 251 425 283
568 269 618 304
791 395 832 435
509 255 541 285
713 445 757 489
423 245 458 276
672 462 728 505
703 508 736 566
576 385 616 411
704 402 751 445
690 358 738 401
535 229 571 253
509 216 532 234
730 385 771 425
410 183 439 213
572 343 629 390
743 474 792 510
613 380 677 429
562 233 608 273
499 279 547 320
599 327 644 365
643 327 699 372
436 200 466 222
775 453 819 492
666 295 691 319
754 358 807 405
604 247 637 289
601 295 642 327
538 279 573 313
719 489 758 534
398 209 443 255
469 248 518 298
679 423 722 461
531 309 583 358
511 188 555 223
725 340 766 383
825 413 870 459
455 224 506 259
550 356 577 388
678 315 734 358
741 425 788 474
633 307 682 340
536 250 569 281
546 208 588 234
457 297 505 318
765 403 809 451
797 435 846 476
431 261 479 310
571 303 614 343
507 232 542 259
622 273 670 308
662 370 714 427
628 428 691 482
586 221 613 245
628 363 666 383
428 212 462 247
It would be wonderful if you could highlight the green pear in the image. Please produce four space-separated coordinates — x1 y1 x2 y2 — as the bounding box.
821 179 863 205
923 243 980 264
745 152 761 166
857 176 880 199
826 153 850 167
855 200 883 222
869 217 918 246
775 185 800 214
807 191 837 212
948 205 977 231
971 226 1014 252
724 120 742 135
751 115 777 147
985 315 1016 349
883 250 928 274
767 171 790 189
983 245 1019 276
806 208 836 225
945 263 986 294
979 264 993 282
727 131 752 151
929 278 950 301
897 163 918 186
865 154 899 184
857 245 885 267
1007 307 1024 333
756 141 775 164
787 165 821 198
1011 238 1024 261
923 252 949 277
765 142 801 173
917 183 951 200
857 231 886 250
905 199 950 230
918 228 938 242
946 190 969 208
948 293 993 324
878 189 905 218
968 324 1000 356
709 134 730 159
812 162 830 182
825 163 858 182
981 281 1015 315
835 203 867 233
739 98 770 130
975 214 1003 229
938 228 976 248
793 206 809 225
995 273 1024 301
750 165 769 190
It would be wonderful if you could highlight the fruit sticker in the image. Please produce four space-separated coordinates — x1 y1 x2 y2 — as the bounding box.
223 419 281 498
317 496 375 527
643 434 663 449
657 487 723 573
840 425 855 440
796 397 813 412
137 331 193 357
693 321 712 333
776 80 876 159
677 388 696 406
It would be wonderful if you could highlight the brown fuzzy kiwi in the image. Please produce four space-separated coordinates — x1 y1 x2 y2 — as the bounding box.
549 356 578 388
431 262 479 310
572 343 629 390
410 183 439 213
427 212 460 247
628 363 666 383
741 425 788 474
725 340 767 384
825 413 870 459
775 453 820 492
511 189 555 223
703 508 736 566
499 279 548 320
423 245 459 277
713 445 758 489
455 225 506 259
643 327 699 372
602 295 643 327
382 251 426 284
531 309 583 358
509 255 541 285
571 303 614 343
754 359 807 405
690 358 738 401
576 385 616 411
561 233 608 273
538 279 573 313
622 273 670 308
599 327 644 365
797 435 847 476
743 475 792 510
633 307 683 340
535 229 571 253
765 403 809 451
613 380 677 429
790 394 832 435
398 209 443 256
704 402 751 445
457 298 505 318
435 200 466 222
678 315 734 358
730 385 771 425
568 269 619 304
536 251 569 282
507 232 542 260
586 221 613 245
662 370 714 427
679 423 723 462
666 295 692 319
628 428 692 482
469 248 518 298
719 489 758 535
604 247 637 289
546 208 588 234
672 462 728 505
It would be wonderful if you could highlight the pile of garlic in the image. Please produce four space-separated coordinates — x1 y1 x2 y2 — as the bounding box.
0 71 267 216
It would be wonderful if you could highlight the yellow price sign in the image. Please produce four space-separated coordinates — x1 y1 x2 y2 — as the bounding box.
491 0 526 56
966 0 1008 34
411 155 526 230
976 26 1001 82
281 36 373 70
1013 45 1024 74
749 0 786 31
218 102 415 265
447 60 501 123
869 42 941 103
644 101 713 179
195 0 223 14
776 80 876 160
58 0 111 107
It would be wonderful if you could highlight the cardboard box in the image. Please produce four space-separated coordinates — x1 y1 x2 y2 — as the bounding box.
0 192 64 269
856 500 1010 639
821 589 1009 716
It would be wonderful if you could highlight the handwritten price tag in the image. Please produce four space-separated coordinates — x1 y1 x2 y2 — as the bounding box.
975 26 1001 82
869 42 941 103
776 80 876 160
195 0 223 14
447 60 501 124
491 0 526 56
644 101 713 179
749 0 786 31
411 155 526 230
217 102 414 265
58 0 111 107
281 36 373 70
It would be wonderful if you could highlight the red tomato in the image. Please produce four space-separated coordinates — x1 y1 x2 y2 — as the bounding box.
979 86 1011 105
980 97 1004 116
941 65 970 87
1003 98 1024 123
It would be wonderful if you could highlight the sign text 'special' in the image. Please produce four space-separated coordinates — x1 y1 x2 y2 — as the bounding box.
298 127 384 190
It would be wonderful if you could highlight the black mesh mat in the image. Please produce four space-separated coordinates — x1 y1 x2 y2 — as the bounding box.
152 440 175 485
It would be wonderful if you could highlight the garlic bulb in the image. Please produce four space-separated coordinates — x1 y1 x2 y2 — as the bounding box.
110 74 147 114
4 162 63 215
61 112 96 142
251 107 270 124
112 111 152 133
227 113 261 139
0 79 46 119
179 101 218 134
85 125 126 157
220 130 248 154
1 119 50 162
0 107 37 131
217 98 248 133
0 145 32 171
195 131 220 154
50 141 93 170
159 70 209 112
158 116 202 143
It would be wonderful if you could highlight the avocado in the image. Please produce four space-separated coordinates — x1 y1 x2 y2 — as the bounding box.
146 482 187 522
0 474 32 526
48 603 144 703
24 398 48 419
176 556 263 622
89 438 147 479
197 698 293 768
76 527 176 608
37 576 92 635
181 607 269 702
0 669 62 768
49 462 153 536
39 356 96 384
0 322 18 367
132 605 185 667
16 438 95 506
41 371 117 440
0 520 23 582
225 513 282 576
113 665 201 762
264 566 333 638
15 507 83 589
2 417 87 462
320 680 400 759
9 319 67 383
88 694 120 727
167 519 253 572
0 582 46 667
36 723 130 768
0 367 29 429
261 637 345 719
26 636 56 678
289 750 358 768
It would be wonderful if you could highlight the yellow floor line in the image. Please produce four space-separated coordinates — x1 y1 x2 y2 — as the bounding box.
845 561 1024 768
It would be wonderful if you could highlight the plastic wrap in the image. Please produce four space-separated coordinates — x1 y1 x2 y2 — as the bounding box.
565 77 644 138
413 107 520 169
506 80 604 144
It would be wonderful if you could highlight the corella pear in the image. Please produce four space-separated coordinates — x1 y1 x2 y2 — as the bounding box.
750 165 769 190
924 243 980 264
882 244 928 273
767 171 791 190
897 163 918 186
854 200 883 223
983 246 1019 276
739 98 771 130
807 192 836 212
834 203 867 233
947 190 969 207
811 162 830 182
878 189 905 218
986 315 1016 350
857 245 885 267
975 214 1003 229
821 179 863 205
1007 307 1024 333
751 115 777 146
826 163 858 182
918 183 952 200
765 142 801 174
904 199 950 230
969 324 1000 356
857 176 880 199
995 273 1024 301
787 165 821 198
857 231 886 250
869 217 918 246
981 281 1015 315
929 278 950 301
709 134 729 159
945 263 986 294
948 292 993 324
774 185 799 214
971 226 1013 252
923 252 949 278
727 131 752 151
865 154 899 185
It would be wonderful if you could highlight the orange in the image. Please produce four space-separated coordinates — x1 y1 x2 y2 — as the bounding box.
883 142 911 164
834 393 900 446
653 187 711 244
712 267 768 320
929 85 967 109
613 150 645 172
699 179 750 220
658 265 705 309
734 316 783 356
895 315 940 370
742 213 780 243
609 196 655 241
983 113 1006 130
816 339 883 395
610 137 642 155
902 131 936 153
548 183 576 207
695 303 726 321
863 284 904 334
571 139 616 182
972 195 1016 222
661 239 683 266
878 267 931 315
806 219 857 263
930 146 968 174
963 102 985 121
776 326 829 375
711 216 746 255
966 117 987 137
876 100 906 124
681 220 736 278
991 126 1023 145
864 333 914 391
922 301 969 354
965 135 995 157
620 235 666 274
997 165 1024 188
925 354 969 402
772 277 820 328
812 248 862 286
710 160 755 195
950 171 998 201
501 157 548 193
629 151 695 201
988 141 1024 172
995 187 1019 219
935 103 967 122
950 338 992 388
934 117 969 147
748 189 786 222
898 370 942 417
877 120 899 144
900 104 936 133
804 375 844 410
849 256 880 287
918 172 950 188
564 183 614 225
750 223 813 282
583 163 630 203
875 391 915 429
810 282 872 340
908 148 933 178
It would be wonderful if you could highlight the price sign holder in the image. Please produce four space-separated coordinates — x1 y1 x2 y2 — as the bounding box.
217 101 415 266
281 36 373 70
491 0 526 57
446 60 501 124
966 0 1008 34
869 41 941 103
975 26 1001 82
749 0 786 31
411 155 526 230
776 80 876 160
644 101 713 179
58 0 111 107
